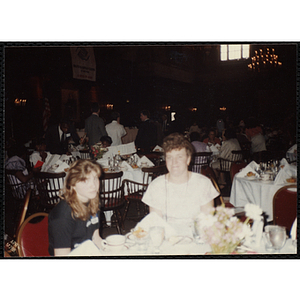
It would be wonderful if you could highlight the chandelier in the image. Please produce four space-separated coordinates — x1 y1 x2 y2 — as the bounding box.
248 47 282 72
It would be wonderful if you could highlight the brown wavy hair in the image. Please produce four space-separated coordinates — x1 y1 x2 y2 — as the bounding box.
162 132 194 157
59 159 102 221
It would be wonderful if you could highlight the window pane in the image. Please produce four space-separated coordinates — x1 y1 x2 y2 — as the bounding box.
220 45 227 61
242 45 250 58
228 44 241 60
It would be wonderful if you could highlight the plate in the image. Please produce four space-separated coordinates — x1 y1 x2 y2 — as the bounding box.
244 176 257 180
286 178 297 184
169 236 193 246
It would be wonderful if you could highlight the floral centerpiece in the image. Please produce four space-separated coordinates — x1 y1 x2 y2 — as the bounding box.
91 142 108 160
195 204 262 254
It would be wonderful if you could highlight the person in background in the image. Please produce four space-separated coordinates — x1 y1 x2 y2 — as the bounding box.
190 131 209 153
45 119 72 155
211 128 241 187
189 122 202 135
135 109 157 153
203 129 221 146
85 102 107 149
245 118 266 154
100 135 112 148
29 137 51 168
105 111 127 146
216 118 225 138
5 143 35 198
142 133 218 236
48 159 103 256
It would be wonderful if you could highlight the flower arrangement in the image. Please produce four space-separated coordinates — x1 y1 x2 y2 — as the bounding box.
91 142 108 160
195 204 262 254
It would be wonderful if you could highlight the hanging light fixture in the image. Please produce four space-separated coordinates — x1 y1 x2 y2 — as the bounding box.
248 47 282 72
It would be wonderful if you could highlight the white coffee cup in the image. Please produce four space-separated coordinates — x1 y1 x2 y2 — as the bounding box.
261 173 271 181
101 234 126 252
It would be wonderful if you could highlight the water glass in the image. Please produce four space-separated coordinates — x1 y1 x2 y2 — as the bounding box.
149 226 165 254
108 157 114 171
265 225 286 253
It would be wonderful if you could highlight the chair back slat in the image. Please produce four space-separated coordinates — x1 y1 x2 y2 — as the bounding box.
141 165 168 185
34 172 66 208
190 152 212 173
6 169 32 200
79 150 91 159
100 171 124 209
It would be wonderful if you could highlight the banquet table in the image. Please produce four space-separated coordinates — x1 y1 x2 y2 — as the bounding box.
68 235 297 256
230 176 295 222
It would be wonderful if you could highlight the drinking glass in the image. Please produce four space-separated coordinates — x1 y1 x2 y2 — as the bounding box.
108 157 114 171
149 226 165 254
268 226 286 253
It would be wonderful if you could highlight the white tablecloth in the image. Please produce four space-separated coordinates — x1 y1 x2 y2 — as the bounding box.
68 236 296 256
230 176 292 222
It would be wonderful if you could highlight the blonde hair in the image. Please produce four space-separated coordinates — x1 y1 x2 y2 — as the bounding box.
60 159 101 221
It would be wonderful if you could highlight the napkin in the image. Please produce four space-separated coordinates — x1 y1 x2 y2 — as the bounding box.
135 212 177 239
132 153 141 165
152 145 163 152
68 240 101 256
97 158 109 167
120 160 133 171
290 218 297 240
60 154 72 163
274 163 297 185
53 160 70 173
138 156 155 167
236 161 259 178
280 158 289 166
209 144 220 155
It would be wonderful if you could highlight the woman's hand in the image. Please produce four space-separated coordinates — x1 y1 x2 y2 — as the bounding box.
92 229 103 249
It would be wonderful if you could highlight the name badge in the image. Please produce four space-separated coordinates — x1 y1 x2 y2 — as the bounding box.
66 133 71 138
91 216 99 224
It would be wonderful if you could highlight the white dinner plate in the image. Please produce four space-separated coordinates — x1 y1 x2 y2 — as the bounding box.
244 176 257 180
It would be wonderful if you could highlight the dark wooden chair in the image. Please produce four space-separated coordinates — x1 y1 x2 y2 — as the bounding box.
79 149 91 159
190 152 212 173
99 171 125 234
201 165 227 207
5 169 33 201
273 185 297 236
122 165 168 224
15 189 32 238
230 161 247 183
239 141 252 163
218 150 244 187
16 212 50 257
34 171 66 211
